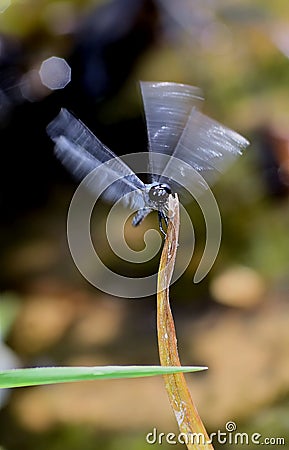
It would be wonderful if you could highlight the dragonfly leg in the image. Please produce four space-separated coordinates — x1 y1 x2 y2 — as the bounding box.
158 211 168 237
163 213 168 227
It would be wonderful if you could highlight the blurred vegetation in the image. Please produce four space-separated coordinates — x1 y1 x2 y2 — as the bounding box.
0 0 289 449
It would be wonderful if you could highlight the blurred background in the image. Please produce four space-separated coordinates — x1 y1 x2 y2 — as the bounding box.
0 0 289 449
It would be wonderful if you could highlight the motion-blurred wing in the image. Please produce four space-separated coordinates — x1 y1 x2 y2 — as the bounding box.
140 81 203 181
158 109 250 199
47 108 146 209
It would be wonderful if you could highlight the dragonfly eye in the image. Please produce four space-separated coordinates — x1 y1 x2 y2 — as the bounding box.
149 183 172 205
160 183 172 194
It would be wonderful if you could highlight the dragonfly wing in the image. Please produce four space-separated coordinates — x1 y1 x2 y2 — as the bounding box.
158 109 250 200
140 81 203 181
48 108 119 162
47 109 146 209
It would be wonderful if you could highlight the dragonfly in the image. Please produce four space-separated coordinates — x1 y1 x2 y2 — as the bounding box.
47 81 249 235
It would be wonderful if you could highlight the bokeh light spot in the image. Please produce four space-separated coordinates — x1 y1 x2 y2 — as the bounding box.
0 0 10 13
39 56 71 90
210 265 266 308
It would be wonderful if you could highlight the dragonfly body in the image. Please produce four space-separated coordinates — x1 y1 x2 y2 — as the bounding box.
47 82 249 233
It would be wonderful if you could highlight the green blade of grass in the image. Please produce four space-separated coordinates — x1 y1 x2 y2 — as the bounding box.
0 365 207 388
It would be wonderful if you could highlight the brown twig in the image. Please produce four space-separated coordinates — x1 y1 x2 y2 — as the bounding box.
157 195 214 450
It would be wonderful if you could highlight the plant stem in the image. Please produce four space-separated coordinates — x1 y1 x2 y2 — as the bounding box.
157 195 214 450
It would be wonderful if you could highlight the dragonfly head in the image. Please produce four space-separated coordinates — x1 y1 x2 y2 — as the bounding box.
148 183 172 206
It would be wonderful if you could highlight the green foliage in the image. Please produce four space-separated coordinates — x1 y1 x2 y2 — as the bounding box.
0 365 207 388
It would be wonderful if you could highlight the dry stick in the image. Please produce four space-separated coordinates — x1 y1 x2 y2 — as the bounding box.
157 195 214 450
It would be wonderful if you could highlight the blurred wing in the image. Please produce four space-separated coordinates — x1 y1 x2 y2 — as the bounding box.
140 81 203 181
158 109 250 199
47 109 146 209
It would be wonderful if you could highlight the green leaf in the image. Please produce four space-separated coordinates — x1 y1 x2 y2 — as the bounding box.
0 365 207 388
